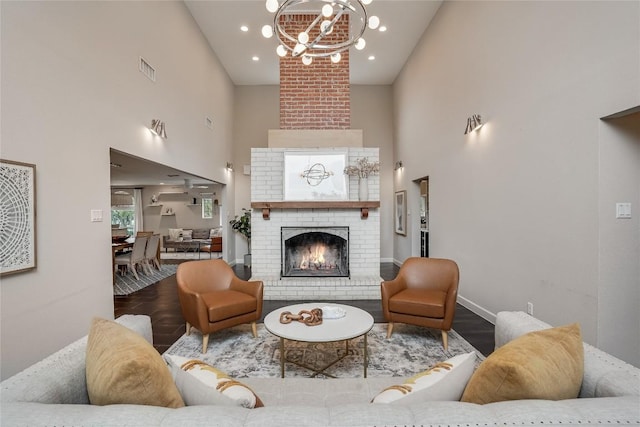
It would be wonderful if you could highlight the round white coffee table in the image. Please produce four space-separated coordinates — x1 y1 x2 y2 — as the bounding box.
264 303 374 378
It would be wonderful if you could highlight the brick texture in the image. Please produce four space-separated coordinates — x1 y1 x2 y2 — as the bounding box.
279 14 350 129
250 148 381 299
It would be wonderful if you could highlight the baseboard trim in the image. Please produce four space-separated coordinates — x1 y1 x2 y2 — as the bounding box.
457 295 497 325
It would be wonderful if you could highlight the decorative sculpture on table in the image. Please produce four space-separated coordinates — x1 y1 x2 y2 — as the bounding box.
279 308 323 326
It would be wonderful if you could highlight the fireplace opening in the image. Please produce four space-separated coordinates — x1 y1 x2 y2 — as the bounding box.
281 227 349 278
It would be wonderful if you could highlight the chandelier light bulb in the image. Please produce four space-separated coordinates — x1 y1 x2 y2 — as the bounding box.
298 31 309 44
321 20 334 34
266 0 279 13
368 15 380 30
322 4 333 17
276 44 288 57
302 55 313 65
262 24 274 38
265 0 374 61
293 43 306 56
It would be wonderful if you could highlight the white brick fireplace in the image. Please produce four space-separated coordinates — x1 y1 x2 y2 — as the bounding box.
249 145 382 300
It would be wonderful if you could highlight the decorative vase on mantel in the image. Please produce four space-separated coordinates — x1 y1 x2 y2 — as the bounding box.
358 177 369 201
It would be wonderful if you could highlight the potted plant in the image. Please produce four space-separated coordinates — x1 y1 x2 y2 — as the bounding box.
230 208 251 267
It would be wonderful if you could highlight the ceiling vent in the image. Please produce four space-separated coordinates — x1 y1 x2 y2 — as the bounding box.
139 57 156 82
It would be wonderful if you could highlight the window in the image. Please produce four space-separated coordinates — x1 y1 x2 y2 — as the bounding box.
111 190 135 235
111 208 135 235
202 196 213 219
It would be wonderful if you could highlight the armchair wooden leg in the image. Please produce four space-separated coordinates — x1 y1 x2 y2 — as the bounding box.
202 334 209 354
441 330 449 351
251 322 258 338
186 322 191 336
386 322 394 339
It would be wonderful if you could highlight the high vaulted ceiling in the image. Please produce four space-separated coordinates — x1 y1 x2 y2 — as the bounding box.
185 0 443 85
111 1 443 187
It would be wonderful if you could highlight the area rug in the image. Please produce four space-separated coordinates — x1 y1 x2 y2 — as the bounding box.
113 264 177 296
164 323 485 378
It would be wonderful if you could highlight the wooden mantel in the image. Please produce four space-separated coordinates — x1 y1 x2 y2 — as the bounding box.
251 201 380 220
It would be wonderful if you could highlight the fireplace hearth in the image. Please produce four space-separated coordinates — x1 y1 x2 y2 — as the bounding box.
281 227 349 278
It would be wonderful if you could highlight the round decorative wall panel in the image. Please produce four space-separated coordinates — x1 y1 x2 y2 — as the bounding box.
0 160 36 275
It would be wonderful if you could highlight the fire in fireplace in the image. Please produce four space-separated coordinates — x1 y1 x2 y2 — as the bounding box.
281 227 349 278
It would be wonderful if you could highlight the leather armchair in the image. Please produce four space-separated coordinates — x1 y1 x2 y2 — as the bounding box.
176 259 263 353
381 257 459 350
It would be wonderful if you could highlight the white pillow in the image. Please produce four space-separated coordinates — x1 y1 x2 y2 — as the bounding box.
168 228 183 241
372 352 477 404
164 354 263 408
210 228 222 238
182 230 193 240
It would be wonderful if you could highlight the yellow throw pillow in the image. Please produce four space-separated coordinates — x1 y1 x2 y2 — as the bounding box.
165 354 264 408
86 317 184 408
372 352 477 404
461 323 584 404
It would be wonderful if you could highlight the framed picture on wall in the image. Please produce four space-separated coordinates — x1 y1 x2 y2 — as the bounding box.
283 151 348 201
1 159 37 276
394 190 407 235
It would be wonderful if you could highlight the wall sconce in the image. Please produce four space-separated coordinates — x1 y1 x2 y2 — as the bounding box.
149 119 167 139
226 162 234 171
394 161 403 170
464 114 483 134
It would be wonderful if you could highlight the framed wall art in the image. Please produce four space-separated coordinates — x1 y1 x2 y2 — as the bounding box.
283 151 348 201
394 190 407 235
1 159 37 276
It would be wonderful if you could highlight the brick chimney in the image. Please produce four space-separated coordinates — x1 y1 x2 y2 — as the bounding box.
279 14 350 130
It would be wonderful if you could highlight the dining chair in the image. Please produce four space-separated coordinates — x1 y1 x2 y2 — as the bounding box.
144 234 161 273
115 236 148 280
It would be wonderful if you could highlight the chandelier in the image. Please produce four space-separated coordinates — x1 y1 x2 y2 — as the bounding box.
261 0 380 65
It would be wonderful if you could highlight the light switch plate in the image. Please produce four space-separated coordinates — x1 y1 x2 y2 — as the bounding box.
616 203 631 219
91 209 103 222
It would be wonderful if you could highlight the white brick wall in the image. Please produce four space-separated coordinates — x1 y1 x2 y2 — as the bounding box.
250 147 381 300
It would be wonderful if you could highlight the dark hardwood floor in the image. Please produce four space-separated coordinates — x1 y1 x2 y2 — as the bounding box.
114 261 495 357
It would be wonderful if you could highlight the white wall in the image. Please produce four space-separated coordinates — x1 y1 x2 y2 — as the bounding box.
351 85 395 262
231 85 395 264
0 1 235 379
598 113 640 366
232 86 280 263
393 0 640 364
141 185 223 236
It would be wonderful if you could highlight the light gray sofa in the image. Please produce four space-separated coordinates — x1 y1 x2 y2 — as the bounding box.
1 312 638 426
162 228 221 253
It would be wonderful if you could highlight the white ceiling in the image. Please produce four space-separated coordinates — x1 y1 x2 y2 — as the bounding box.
110 1 442 187
110 149 219 189
185 0 443 85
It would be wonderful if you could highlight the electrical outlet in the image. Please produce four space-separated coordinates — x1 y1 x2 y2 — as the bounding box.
527 302 534 316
